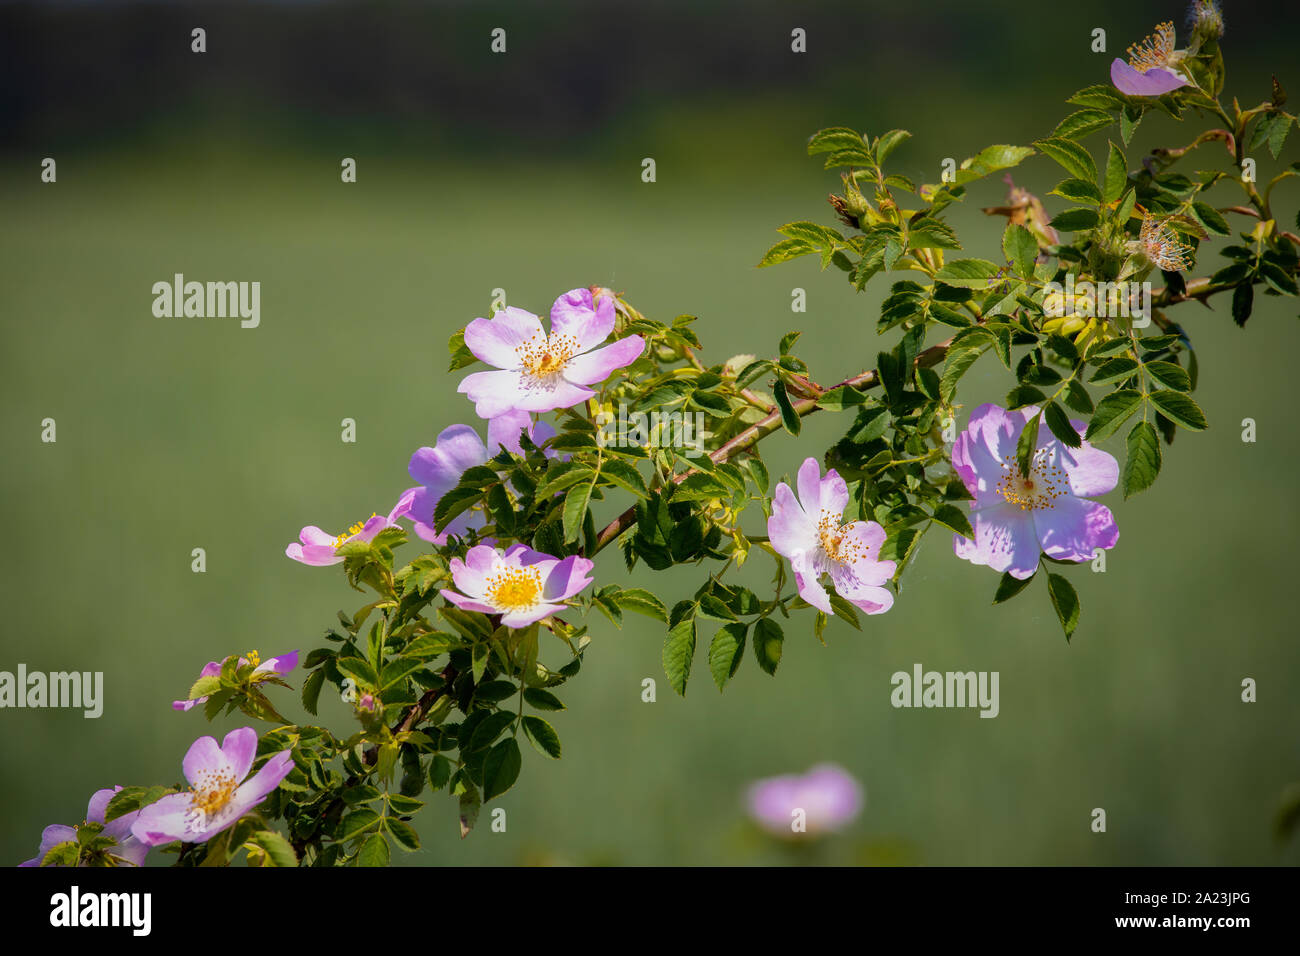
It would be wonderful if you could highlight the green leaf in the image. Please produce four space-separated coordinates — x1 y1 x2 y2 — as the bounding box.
600 460 648 498
562 476 595 543
458 787 481 839
402 631 462 659
1043 401 1082 449
534 462 595 499
752 618 784 676
1046 573 1080 640
380 658 426 691
826 593 862 629
935 258 1000 288
772 380 801 435
385 818 420 851
1049 207 1101 232
428 755 453 792
758 238 819 268
993 570 1035 604
940 346 983 402
447 329 478 372
908 218 962 250
1002 224 1037 279
468 710 516 752
1148 390 1208 430
470 641 489 685
342 784 382 805
1120 105 1143 146
1231 282 1253 327
1085 389 1142 442
246 830 298 867
1122 421 1162 498
613 587 669 623
816 384 870 411
1143 360 1191 391
187 675 222 701
339 809 381 843
483 738 523 801
876 128 912 163
807 127 869 155
928 303 972 327
522 715 562 759
1102 141 1128 203
931 503 974 541
1067 85 1128 110
1063 379 1094 415
1016 409 1042 478
1191 201 1231 236
1050 178 1102 205
433 486 483 534
1006 384 1046 410
922 144 1035 195
1261 262 1299 296
697 594 737 622
42 841 80 867
673 472 730 502
290 671 321 725
357 833 390 866
709 622 748 691
335 655 378 689
104 785 172 823
1089 357 1140 386
1034 137 1097 183
662 617 697 696
523 687 565 711
1050 108 1114 141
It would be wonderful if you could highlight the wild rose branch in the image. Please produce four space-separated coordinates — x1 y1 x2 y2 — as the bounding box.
20 0 1300 868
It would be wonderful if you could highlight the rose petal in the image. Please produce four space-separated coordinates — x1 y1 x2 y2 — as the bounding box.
1110 58 1188 96
182 735 232 788
221 727 259 782
954 503 1040 579
458 368 530 418
562 335 645 386
1034 496 1119 563
549 288 616 352
463 308 546 369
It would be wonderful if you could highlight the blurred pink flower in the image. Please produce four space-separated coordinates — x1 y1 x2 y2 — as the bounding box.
747 764 863 837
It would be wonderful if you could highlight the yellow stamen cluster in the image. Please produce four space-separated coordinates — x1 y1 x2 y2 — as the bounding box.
516 333 580 383
1138 215 1192 271
484 565 543 610
245 650 260 668
188 767 238 820
1127 21 1176 73
816 511 865 566
334 514 379 548
997 451 1068 512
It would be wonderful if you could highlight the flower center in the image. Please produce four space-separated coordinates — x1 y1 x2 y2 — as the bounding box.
1127 21 1176 73
517 333 580 385
334 514 379 548
997 452 1067 511
485 566 543 610
815 512 864 567
1136 216 1191 272
186 767 239 829
245 650 260 668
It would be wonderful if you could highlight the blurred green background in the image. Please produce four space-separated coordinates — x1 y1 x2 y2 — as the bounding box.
2 0 1298 865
